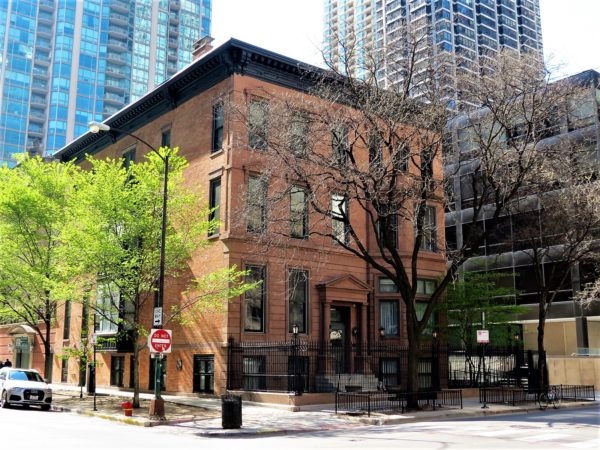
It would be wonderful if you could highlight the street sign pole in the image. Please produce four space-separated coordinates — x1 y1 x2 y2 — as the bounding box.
148 329 171 420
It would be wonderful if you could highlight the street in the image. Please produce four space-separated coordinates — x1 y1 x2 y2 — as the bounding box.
0 404 598 450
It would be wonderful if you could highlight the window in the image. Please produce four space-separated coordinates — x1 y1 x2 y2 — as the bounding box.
392 143 408 172
193 355 214 393
290 186 308 238
244 265 266 332
211 102 224 152
248 99 269 149
368 133 383 169
289 111 309 156
380 300 399 336
416 302 436 335
379 277 399 293
61 358 68 383
376 206 398 249
247 176 267 233
331 194 348 244
243 356 266 390
208 177 221 235
95 281 119 334
419 206 437 252
110 355 125 387
288 269 308 333
379 358 400 387
122 148 136 169
417 279 437 295
331 124 349 165
63 300 71 340
161 128 171 148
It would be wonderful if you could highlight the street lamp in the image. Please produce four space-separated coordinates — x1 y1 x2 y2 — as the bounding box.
291 324 301 395
89 121 169 419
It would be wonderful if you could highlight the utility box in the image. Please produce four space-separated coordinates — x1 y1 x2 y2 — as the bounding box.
221 394 242 429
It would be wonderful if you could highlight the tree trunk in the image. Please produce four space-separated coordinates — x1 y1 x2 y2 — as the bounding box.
537 297 548 392
405 316 422 410
132 333 140 408
44 316 53 381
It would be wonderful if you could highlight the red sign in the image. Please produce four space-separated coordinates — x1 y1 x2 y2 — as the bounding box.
148 329 172 353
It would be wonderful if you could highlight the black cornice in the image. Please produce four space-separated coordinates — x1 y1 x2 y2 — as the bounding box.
56 38 326 163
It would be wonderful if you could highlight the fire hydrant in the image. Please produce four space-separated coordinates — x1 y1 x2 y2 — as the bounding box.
121 401 133 417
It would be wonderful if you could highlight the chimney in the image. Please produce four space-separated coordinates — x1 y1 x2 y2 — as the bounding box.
192 36 215 61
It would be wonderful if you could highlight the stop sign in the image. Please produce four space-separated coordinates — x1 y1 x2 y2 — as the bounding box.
148 329 172 353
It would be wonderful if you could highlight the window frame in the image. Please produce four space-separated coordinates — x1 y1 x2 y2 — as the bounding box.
288 269 308 334
208 177 221 236
290 185 308 239
95 281 119 335
331 193 349 244
244 265 266 333
419 205 437 252
248 99 269 150
379 299 400 336
211 101 224 152
247 175 267 233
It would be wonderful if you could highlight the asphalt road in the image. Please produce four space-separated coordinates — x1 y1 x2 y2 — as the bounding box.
1 404 598 450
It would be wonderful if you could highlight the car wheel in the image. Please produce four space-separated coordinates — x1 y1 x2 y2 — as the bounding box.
0 391 9 409
41 404 50 411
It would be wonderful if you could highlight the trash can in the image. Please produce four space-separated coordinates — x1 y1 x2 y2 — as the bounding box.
221 394 242 429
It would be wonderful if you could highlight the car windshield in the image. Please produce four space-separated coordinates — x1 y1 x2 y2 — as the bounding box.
8 371 44 382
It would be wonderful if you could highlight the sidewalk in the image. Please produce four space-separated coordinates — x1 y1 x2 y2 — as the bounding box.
48 384 599 437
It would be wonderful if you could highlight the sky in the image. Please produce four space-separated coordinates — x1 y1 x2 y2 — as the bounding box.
212 0 600 79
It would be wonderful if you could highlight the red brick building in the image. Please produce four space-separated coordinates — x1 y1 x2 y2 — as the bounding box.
0 39 446 400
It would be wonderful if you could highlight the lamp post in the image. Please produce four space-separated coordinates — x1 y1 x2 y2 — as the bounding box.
431 330 439 391
291 324 301 396
89 121 168 419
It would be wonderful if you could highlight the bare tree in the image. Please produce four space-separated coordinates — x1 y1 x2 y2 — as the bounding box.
228 41 582 406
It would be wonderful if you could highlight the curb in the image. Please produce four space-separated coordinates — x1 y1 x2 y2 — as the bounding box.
52 405 196 427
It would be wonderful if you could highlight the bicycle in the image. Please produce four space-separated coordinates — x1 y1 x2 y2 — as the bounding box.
538 385 560 410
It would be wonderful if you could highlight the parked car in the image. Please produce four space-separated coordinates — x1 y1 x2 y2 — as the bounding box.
0 367 52 410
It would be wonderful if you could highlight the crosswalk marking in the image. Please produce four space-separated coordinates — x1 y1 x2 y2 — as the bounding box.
563 439 600 449
516 433 572 442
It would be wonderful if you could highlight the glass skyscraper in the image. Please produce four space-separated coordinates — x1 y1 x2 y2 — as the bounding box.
324 0 543 94
0 0 211 166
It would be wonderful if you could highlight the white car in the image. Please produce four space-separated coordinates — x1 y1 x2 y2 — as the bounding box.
0 367 52 410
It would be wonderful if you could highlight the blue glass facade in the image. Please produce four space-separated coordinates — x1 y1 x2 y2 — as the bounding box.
0 0 210 166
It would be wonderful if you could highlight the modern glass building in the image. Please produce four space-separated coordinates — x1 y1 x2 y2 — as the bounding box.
324 0 543 93
0 0 211 166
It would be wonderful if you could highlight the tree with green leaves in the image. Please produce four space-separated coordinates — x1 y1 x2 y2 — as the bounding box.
0 155 80 379
444 272 524 348
61 148 256 407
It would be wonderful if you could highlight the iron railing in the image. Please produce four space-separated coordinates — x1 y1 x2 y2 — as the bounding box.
335 389 463 416
227 338 448 394
479 384 596 405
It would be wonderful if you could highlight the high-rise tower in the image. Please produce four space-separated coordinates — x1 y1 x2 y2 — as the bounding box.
324 0 543 96
0 0 211 165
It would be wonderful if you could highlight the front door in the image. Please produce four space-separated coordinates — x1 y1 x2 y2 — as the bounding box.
14 336 31 368
330 306 350 373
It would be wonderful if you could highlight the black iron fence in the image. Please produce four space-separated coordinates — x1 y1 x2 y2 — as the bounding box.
335 389 463 416
226 338 540 394
479 384 596 405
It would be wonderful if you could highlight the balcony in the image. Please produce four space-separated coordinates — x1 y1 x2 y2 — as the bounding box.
37 25 52 37
107 39 129 51
29 109 46 122
167 50 177 60
169 25 179 37
108 13 128 25
169 0 180 11
38 12 53 24
39 0 54 12
105 79 127 92
106 52 128 65
169 13 179 25
110 0 130 13
33 66 48 78
106 63 129 76
108 25 129 38
31 81 48 92
30 95 46 106
168 38 178 48
104 92 125 105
